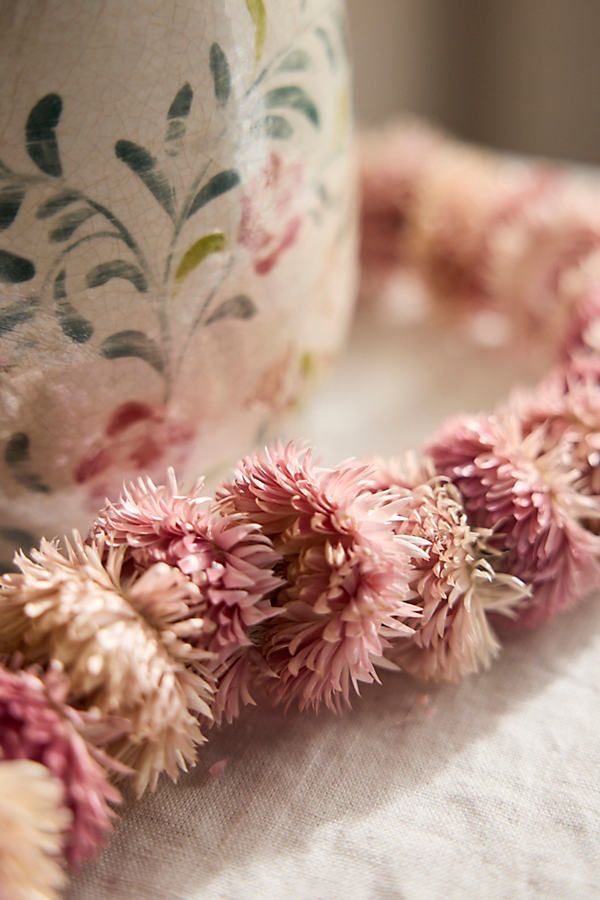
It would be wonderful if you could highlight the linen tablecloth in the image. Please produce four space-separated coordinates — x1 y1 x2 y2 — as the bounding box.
72 311 600 899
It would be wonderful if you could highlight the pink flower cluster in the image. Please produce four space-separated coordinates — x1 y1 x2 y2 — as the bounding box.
5 121 600 897
360 121 600 355
0 664 121 868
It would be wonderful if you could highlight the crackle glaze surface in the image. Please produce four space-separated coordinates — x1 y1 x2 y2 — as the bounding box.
0 0 356 566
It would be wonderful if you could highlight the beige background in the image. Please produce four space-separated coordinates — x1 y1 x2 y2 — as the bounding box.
348 0 600 164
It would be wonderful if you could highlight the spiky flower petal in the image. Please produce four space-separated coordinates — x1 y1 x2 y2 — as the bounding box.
366 461 528 680
0 537 212 794
428 412 600 626
218 443 427 711
92 471 283 664
0 759 70 900
0 664 120 868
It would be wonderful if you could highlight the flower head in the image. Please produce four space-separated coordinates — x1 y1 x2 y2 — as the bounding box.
92 470 283 665
364 462 528 680
0 537 213 794
0 759 70 899
0 665 120 868
428 412 600 626
218 443 427 711
510 363 600 498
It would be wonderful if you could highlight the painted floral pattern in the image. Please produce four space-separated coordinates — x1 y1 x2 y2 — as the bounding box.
0 0 354 568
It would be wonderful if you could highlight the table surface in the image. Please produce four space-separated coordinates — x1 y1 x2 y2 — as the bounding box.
71 310 600 900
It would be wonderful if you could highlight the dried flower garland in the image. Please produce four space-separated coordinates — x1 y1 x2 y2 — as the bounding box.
3 125 600 897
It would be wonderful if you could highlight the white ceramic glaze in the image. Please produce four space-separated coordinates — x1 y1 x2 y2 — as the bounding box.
0 0 356 565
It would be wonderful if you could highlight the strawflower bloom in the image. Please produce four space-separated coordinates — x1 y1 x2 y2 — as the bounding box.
0 536 213 795
218 443 428 711
510 362 600 498
428 412 600 627
364 461 528 680
92 469 283 663
0 664 120 868
0 759 70 900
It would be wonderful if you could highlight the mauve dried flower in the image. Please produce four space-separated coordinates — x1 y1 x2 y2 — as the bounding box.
509 363 600 499
428 412 600 627
0 759 70 900
93 470 283 664
369 465 528 680
0 664 119 868
0 537 212 795
218 443 428 711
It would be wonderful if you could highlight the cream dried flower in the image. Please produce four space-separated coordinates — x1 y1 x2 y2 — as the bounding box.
0 759 70 900
380 468 528 680
0 536 213 795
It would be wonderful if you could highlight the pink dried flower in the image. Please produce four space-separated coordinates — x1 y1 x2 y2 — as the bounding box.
0 537 212 795
428 412 600 627
511 364 600 497
0 664 120 868
0 759 70 899
92 470 283 664
211 647 275 726
368 466 528 681
218 443 427 711
562 290 600 359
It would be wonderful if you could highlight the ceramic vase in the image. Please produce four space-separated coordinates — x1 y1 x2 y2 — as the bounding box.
0 0 356 566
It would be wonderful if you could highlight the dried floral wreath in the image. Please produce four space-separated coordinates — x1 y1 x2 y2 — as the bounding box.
3 124 600 898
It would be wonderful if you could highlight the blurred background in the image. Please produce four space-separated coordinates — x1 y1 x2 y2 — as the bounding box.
347 0 600 164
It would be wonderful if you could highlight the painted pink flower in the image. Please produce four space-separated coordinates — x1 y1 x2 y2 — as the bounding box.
238 152 303 275
74 401 193 507
218 443 427 711
92 469 284 669
428 412 600 627
0 664 121 869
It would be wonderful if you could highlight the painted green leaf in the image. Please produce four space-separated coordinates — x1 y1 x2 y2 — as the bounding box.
210 43 231 107
86 260 147 293
315 26 336 68
166 120 186 142
4 432 50 493
254 115 293 140
25 93 63 177
0 184 25 231
0 249 35 283
0 526 38 572
277 49 310 71
205 294 256 325
53 269 94 343
100 330 164 372
115 140 176 220
0 526 37 548
49 207 96 242
167 83 193 119
246 0 266 62
263 86 320 127
175 232 226 282
5 432 30 466
36 190 79 219
0 297 37 336
186 170 240 220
